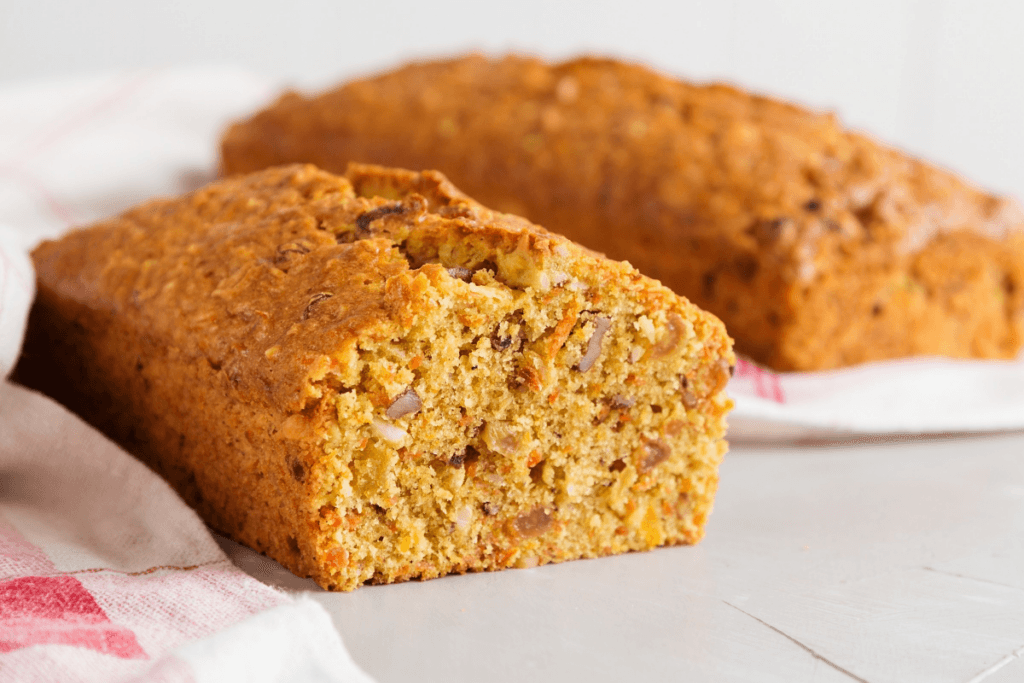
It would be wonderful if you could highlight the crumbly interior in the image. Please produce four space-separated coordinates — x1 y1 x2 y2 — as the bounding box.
307 217 731 590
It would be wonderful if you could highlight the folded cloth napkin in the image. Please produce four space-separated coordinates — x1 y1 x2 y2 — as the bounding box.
0 70 373 683
0 383 372 683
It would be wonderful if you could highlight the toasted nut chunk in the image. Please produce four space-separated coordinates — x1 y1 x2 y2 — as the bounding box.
373 418 408 445
386 388 422 420
447 266 473 281
482 421 524 456
301 292 333 320
510 365 542 392
276 241 311 257
512 507 553 538
650 313 684 358
448 446 478 467
578 316 612 372
665 420 686 437
609 394 635 410
454 505 473 531
637 438 671 473
355 202 405 232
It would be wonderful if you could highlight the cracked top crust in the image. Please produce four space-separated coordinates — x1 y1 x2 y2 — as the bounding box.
222 54 1024 266
30 163 686 414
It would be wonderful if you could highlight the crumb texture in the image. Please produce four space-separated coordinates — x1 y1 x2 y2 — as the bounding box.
18 163 733 591
221 54 1024 371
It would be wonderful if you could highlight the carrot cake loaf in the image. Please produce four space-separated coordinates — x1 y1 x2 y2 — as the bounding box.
221 54 1024 371
17 163 734 590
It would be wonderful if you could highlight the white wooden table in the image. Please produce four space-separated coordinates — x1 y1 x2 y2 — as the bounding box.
220 432 1024 682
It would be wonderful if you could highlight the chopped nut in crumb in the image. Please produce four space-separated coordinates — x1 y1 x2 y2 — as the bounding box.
302 292 333 320
650 313 684 358
356 202 405 232
512 507 553 538
483 421 525 456
454 505 473 531
609 394 635 410
447 266 473 282
637 439 671 473
386 387 422 420
577 316 612 372
372 418 408 445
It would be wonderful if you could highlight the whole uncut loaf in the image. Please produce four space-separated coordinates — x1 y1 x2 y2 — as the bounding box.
221 54 1024 371
18 163 734 591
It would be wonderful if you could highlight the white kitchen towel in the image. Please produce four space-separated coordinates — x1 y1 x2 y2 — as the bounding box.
728 354 1024 441
0 69 373 683
0 225 33 379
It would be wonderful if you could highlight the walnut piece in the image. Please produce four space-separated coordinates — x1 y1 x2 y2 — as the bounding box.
386 388 422 420
373 418 408 445
447 266 473 282
650 313 684 359
512 507 553 538
637 438 671 473
578 316 612 372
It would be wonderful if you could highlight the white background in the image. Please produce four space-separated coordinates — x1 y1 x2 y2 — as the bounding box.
2 0 1023 202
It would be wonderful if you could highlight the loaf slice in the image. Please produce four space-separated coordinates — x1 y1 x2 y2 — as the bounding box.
17 163 734 591
221 54 1024 371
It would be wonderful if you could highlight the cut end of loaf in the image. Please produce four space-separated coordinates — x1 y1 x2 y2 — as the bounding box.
285 164 734 590
21 162 733 592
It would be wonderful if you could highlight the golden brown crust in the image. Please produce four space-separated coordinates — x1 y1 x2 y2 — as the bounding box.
221 54 1024 371
18 163 734 590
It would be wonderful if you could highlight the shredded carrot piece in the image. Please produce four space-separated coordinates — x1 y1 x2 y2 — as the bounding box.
527 450 543 468
545 307 579 358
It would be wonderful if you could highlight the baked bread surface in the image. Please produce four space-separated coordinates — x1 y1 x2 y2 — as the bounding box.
221 54 1024 371
19 163 734 590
